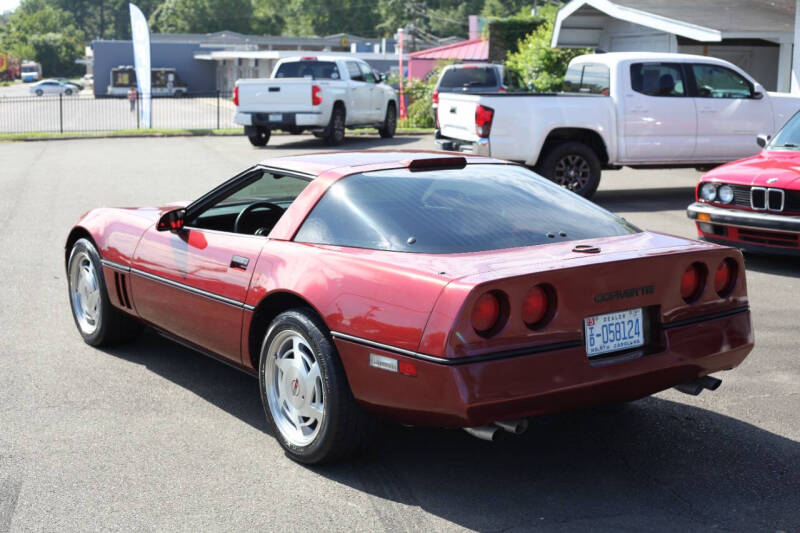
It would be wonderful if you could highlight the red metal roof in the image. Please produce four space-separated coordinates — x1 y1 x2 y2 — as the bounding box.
408 38 488 61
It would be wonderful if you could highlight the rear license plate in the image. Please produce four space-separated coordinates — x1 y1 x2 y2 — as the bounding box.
584 308 644 357
268 113 283 122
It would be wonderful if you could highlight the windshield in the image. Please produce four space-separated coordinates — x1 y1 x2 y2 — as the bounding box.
275 61 340 79
769 112 800 150
294 164 639 254
439 67 498 89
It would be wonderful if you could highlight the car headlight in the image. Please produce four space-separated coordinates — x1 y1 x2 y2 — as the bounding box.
700 183 717 201
717 185 734 204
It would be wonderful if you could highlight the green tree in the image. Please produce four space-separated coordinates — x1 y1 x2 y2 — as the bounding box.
149 0 254 34
0 0 85 75
504 4 587 91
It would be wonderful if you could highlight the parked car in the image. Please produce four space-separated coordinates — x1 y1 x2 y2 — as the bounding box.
432 64 515 132
233 56 398 147
436 52 800 197
29 79 77 96
65 151 753 464
687 113 800 255
54 77 84 91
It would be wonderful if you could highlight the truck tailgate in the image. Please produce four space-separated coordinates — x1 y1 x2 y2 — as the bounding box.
236 79 314 113
438 93 480 142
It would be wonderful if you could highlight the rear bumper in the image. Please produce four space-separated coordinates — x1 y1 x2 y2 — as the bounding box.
235 111 326 129
335 308 753 427
687 202 800 253
435 135 490 156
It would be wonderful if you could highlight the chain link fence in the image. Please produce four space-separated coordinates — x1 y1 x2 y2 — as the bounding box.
0 91 237 134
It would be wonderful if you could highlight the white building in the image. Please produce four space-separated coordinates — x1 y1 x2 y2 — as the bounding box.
551 0 799 92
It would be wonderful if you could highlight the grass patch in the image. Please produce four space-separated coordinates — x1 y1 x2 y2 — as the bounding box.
0 126 434 142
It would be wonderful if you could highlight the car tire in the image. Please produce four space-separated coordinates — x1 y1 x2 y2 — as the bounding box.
324 105 346 146
378 103 397 138
248 127 270 147
35 89 43 96
67 238 143 347
65 88 73 96
259 308 375 464
536 142 602 199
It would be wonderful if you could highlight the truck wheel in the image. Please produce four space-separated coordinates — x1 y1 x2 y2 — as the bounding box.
324 106 346 146
248 127 270 147
378 103 397 138
259 308 376 464
537 142 601 198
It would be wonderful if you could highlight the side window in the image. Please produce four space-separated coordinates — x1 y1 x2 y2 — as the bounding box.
563 64 610 95
358 62 376 83
189 171 310 234
347 62 364 82
630 63 685 97
691 64 753 98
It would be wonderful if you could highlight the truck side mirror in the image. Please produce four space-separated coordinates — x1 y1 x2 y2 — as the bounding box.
756 134 770 148
753 83 764 99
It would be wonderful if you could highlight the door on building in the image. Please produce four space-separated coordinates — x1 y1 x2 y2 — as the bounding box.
621 61 697 162
689 62 773 160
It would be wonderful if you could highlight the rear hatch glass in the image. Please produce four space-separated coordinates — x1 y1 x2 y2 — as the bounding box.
275 61 341 80
439 67 498 90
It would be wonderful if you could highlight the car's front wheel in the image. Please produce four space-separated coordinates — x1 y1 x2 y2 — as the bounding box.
67 238 142 346
65 88 73 96
35 89 43 96
259 308 374 464
378 103 397 138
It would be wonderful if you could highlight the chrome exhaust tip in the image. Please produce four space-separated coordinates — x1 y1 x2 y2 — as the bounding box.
463 418 529 441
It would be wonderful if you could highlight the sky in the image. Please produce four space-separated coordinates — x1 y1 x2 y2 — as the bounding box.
0 0 20 14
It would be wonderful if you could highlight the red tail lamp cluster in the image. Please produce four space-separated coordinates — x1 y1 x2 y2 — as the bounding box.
681 258 738 303
471 285 555 337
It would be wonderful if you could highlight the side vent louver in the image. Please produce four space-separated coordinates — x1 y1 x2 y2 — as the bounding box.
113 272 132 309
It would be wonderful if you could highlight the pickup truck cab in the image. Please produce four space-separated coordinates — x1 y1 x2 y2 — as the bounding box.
436 52 800 197
234 56 398 147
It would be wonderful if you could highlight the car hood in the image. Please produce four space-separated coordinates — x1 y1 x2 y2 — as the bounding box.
704 151 800 189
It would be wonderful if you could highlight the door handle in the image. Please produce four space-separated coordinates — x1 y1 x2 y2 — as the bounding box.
699 107 716 114
230 255 250 270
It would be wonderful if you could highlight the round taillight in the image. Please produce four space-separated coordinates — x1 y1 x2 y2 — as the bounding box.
680 263 705 302
471 291 501 336
522 285 549 326
714 258 737 296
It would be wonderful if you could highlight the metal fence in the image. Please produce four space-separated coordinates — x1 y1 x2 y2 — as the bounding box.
0 91 238 134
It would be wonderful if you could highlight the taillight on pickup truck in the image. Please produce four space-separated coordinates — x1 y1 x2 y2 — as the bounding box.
312 85 322 106
432 89 439 104
475 104 494 138
232 85 239 107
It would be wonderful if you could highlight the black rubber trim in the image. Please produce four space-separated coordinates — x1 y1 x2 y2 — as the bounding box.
331 330 582 366
661 305 750 330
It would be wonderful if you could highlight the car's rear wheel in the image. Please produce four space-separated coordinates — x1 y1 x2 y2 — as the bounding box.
65 88 73 96
259 308 374 464
67 238 142 346
324 106 346 146
35 89 43 96
248 127 270 147
537 142 601 199
378 103 397 138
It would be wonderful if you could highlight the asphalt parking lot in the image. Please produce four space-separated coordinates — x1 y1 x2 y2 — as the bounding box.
1 133 798 531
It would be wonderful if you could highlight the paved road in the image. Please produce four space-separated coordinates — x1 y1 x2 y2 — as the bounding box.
1 134 797 531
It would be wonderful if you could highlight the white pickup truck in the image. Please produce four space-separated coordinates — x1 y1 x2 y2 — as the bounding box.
234 56 398 147
436 52 800 197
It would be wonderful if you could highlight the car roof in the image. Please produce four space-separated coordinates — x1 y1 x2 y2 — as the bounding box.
257 151 509 177
571 51 735 66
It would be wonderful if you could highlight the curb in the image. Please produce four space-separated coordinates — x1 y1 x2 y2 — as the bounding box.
0 129 434 142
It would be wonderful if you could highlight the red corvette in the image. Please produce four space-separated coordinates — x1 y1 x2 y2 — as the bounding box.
688 112 800 254
66 151 753 463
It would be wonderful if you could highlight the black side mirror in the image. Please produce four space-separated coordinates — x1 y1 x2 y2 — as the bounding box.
753 91 764 100
756 134 770 148
157 208 186 231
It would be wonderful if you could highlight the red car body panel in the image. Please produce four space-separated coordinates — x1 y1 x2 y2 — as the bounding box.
67 151 755 427
688 149 800 253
